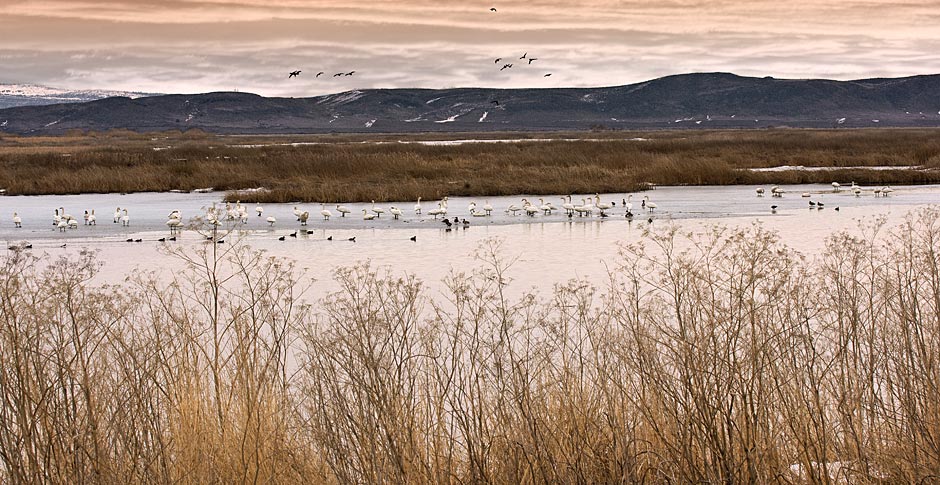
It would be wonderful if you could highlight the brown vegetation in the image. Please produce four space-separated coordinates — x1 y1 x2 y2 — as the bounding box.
1 128 939 203
1 208 939 483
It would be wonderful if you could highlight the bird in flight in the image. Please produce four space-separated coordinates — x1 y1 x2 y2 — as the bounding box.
333 72 344 77
500 63 513 71
519 52 527 60
527 58 538 64
316 71 324 77
345 71 356 76
544 73 552 77
494 57 502 63
490 7 497 12
288 70 301 78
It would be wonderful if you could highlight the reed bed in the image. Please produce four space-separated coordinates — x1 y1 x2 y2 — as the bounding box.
1 129 939 202
1 209 939 483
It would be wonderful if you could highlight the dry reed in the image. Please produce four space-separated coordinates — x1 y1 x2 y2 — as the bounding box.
1 210 939 483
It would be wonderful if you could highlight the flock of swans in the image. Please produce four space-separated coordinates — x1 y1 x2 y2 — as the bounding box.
3 182 904 242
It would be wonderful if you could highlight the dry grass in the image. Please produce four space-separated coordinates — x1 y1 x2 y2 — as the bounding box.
2 209 939 483
1 128 939 202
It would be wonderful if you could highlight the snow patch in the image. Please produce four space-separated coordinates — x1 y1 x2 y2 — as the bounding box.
478 111 489 122
184 113 194 122
317 90 365 106
425 97 442 105
44 118 62 127
0 120 7 127
365 119 376 128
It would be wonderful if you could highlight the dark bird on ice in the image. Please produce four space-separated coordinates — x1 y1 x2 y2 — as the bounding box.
288 70 301 78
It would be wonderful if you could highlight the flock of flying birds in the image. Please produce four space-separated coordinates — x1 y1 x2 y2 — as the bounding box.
284 5 551 108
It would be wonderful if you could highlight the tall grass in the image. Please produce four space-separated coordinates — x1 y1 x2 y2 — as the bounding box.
1 210 939 482
1 129 940 202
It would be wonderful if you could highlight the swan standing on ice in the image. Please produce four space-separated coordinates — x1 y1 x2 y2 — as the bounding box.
13 212 22 228
643 195 657 213
266 216 277 226
362 209 376 221
390 206 403 220
756 187 765 197
371 200 385 218
320 204 332 221
336 205 351 217
594 194 612 215
113 207 122 223
562 196 575 216
625 195 633 213
483 200 493 216
832 182 841 192
256 204 264 216
293 206 304 221
428 203 446 219
87 210 96 225
299 211 310 226
121 209 130 227
414 197 422 214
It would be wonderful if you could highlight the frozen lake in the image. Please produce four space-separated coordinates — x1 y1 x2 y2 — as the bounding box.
2 184 938 293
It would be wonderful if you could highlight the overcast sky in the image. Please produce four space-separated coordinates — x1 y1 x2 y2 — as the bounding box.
2 0 939 96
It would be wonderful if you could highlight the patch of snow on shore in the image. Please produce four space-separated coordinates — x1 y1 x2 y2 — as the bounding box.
478 111 489 122
365 119 376 128
749 165 922 172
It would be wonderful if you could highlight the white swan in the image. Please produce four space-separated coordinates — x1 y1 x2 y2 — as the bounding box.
414 197 422 214
595 194 612 214
299 211 310 225
371 200 385 218
428 203 446 219
389 206 403 220
255 204 264 216
625 194 633 213
643 195 657 212
539 198 553 215
483 200 493 216
336 205 351 217
113 207 121 223
756 187 765 197
562 196 575 215
320 204 332 221
13 212 22 228
882 186 894 196
362 209 376 221
266 216 277 226
87 210 96 225
121 209 130 227
506 204 521 216
293 206 304 221
831 182 841 192
57 219 67 232
68 218 79 229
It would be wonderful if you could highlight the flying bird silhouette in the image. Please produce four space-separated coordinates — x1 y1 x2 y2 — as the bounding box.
333 72 344 77
346 71 356 76
490 7 497 12
494 57 502 63
288 70 301 78
500 63 513 71
519 52 527 60
527 58 538 64
316 71 324 77
544 73 552 77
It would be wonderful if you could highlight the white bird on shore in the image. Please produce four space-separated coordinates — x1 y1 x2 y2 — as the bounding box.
13 212 22 228
539 198 554 215
121 209 130 227
299 211 310 225
58 219 67 232
166 217 182 233
113 207 121 223
882 186 894 196
468 201 477 214
53 209 61 226
832 182 841 192
562 196 575 215
87 210 96 225
506 203 521 215
68 218 79 229
362 209 376 221
414 197 422 214
320 205 332 220
483 200 493 216
256 204 264 216
756 187 765 197
644 195 657 212
595 194 612 214
266 216 277 226
428 203 446 218
625 194 633 213
390 206 403 220
336 205 351 217
371 200 385 218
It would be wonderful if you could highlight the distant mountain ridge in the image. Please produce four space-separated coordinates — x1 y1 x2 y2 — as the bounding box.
0 83 159 109
1 73 940 134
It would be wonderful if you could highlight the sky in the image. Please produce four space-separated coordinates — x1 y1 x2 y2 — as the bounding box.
1 0 939 96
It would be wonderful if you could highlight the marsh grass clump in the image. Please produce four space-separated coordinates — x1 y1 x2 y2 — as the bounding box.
1 209 939 483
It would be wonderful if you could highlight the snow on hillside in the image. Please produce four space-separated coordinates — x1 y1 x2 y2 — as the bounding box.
0 83 159 109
